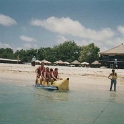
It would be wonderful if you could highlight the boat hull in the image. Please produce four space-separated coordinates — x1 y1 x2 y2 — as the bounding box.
35 78 69 91
35 84 58 90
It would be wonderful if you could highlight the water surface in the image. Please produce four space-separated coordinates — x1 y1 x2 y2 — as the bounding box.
0 79 124 124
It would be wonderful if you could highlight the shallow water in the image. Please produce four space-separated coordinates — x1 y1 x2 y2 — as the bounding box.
0 80 124 124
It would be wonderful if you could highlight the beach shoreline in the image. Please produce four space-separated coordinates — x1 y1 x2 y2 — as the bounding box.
0 63 124 88
1 63 124 124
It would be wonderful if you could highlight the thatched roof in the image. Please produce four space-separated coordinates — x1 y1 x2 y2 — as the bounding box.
100 43 124 55
35 60 41 63
71 60 81 64
41 59 51 64
81 62 89 65
54 60 64 64
64 61 70 64
92 61 101 65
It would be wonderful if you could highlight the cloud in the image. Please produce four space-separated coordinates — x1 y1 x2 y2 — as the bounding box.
0 42 12 48
24 43 32 48
56 35 68 44
30 16 114 41
23 43 38 49
0 14 17 26
20 35 36 42
117 26 124 35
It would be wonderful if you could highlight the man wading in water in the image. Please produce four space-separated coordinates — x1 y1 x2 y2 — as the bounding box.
108 69 117 92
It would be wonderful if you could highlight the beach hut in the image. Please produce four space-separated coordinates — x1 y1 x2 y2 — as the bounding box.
64 61 70 64
81 62 88 64
35 60 41 65
91 60 101 68
99 43 124 68
54 60 64 65
41 59 51 65
92 61 101 65
81 62 89 67
58 60 64 64
71 60 81 67
63 61 70 66
0 58 21 64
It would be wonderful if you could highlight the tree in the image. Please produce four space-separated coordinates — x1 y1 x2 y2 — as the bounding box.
0 48 14 59
79 43 100 63
0 42 100 64
53 41 81 62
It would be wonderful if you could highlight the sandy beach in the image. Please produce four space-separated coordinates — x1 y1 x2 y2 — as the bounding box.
0 63 124 89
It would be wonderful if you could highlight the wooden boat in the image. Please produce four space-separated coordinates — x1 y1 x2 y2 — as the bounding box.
35 78 69 91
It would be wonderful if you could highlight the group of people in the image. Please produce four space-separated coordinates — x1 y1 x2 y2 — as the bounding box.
35 62 62 86
35 62 117 91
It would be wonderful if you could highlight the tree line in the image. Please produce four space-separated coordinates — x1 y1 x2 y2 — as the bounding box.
0 41 100 64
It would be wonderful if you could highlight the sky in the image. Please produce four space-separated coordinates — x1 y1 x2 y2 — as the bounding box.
0 0 124 52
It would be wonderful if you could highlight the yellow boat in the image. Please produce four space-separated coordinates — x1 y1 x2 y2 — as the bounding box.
35 78 69 91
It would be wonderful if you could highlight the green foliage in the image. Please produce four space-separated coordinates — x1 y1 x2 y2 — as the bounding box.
0 41 100 64
79 43 100 63
0 48 14 59
53 41 81 62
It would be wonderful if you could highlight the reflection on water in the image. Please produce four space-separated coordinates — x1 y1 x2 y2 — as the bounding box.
107 92 117 103
0 81 124 124
33 89 69 102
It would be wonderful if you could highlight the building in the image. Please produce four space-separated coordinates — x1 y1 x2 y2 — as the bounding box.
0 58 21 64
99 43 124 69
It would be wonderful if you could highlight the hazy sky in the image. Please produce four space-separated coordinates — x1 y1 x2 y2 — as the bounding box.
0 0 124 52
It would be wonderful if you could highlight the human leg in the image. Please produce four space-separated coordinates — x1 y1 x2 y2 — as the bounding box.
40 77 44 85
113 80 117 91
110 80 113 91
50 78 54 85
35 76 39 84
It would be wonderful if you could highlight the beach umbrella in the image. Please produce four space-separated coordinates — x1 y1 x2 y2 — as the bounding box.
81 62 89 65
71 60 81 65
58 60 64 64
45 61 51 64
54 60 64 64
41 59 47 63
35 60 41 62
91 61 101 65
54 61 58 64
64 61 70 65
35 60 41 65
41 59 51 64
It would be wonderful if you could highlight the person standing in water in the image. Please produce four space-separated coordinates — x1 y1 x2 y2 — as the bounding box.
108 69 117 92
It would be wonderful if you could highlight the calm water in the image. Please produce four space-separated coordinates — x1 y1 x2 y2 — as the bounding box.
0 79 124 124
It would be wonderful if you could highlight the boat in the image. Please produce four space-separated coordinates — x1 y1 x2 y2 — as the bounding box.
35 78 69 91
35 84 58 90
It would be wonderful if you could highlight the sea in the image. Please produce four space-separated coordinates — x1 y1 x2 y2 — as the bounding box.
0 79 124 124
